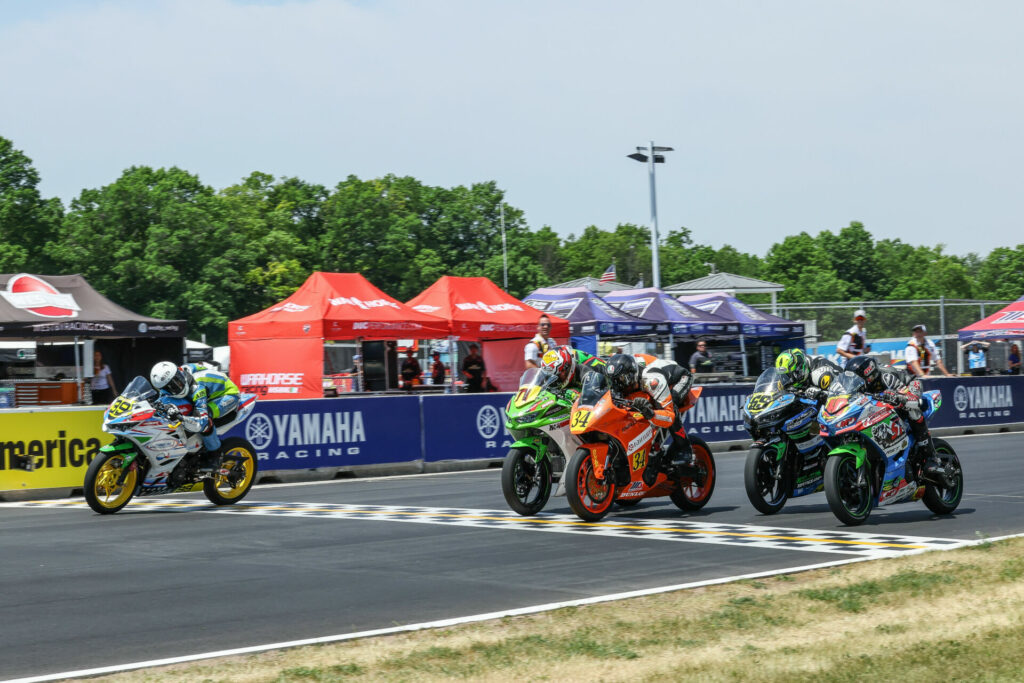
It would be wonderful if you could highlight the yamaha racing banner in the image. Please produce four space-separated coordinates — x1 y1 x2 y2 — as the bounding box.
676 384 751 441
926 376 1024 429
420 393 514 462
225 395 422 468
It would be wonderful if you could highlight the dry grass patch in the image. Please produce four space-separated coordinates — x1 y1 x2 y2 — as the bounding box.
86 537 1024 683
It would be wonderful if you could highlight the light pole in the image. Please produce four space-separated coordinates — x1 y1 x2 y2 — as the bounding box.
627 142 673 289
500 202 508 290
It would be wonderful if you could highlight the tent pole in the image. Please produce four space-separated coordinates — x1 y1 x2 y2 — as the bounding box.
740 333 749 377
448 336 457 394
668 331 674 362
356 337 364 393
74 336 83 404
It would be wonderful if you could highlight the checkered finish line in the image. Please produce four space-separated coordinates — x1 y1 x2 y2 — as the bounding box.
3 498 965 557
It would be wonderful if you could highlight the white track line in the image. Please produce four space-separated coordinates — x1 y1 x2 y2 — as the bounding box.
7 532 1023 683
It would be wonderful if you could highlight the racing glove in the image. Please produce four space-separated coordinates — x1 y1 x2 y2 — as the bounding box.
163 403 182 421
803 387 826 402
631 397 656 420
878 390 907 406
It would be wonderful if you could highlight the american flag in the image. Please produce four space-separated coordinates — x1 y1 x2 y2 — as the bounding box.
599 263 616 283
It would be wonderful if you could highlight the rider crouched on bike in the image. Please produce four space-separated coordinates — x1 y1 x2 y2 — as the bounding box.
845 355 945 481
774 348 843 403
541 345 606 395
605 353 694 486
150 361 241 474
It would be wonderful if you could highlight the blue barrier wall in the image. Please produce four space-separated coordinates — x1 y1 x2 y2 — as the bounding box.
226 376 1024 470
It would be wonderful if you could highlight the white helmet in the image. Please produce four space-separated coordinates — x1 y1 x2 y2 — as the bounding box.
150 361 191 398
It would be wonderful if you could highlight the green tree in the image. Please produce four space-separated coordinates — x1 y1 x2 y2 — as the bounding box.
816 221 882 299
0 136 63 272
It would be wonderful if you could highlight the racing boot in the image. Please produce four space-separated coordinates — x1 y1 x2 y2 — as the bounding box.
912 418 943 482
197 448 222 476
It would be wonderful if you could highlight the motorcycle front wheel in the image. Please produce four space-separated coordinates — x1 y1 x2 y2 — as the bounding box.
84 450 139 514
501 447 552 516
923 438 963 515
824 452 873 526
670 437 717 511
203 437 259 505
744 442 791 515
566 448 616 522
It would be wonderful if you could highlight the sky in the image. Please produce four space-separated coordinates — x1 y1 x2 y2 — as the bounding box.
1 0 1022 258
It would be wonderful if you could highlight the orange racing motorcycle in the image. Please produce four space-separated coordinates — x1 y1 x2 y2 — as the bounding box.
565 372 716 521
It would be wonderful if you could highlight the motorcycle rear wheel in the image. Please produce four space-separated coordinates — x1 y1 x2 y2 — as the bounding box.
923 438 963 515
824 452 873 526
744 442 791 515
84 450 139 514
670 437 717 511
501 447 552 516
203 437 259 505
566 448 616 522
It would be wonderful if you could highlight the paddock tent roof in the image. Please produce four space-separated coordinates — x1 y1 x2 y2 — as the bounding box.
523 287 662 336
602 287 741 336
675 291 804 338
958 296 1024 341
406 276 570 340
229 272 449 341
0 273 186 339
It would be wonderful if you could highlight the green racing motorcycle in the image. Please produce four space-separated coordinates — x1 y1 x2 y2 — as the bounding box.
501 367 580 515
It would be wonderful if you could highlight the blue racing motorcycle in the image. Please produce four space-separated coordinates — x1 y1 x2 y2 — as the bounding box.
818 370 963 525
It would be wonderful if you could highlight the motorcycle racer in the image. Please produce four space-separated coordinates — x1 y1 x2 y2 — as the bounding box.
844 355 945 481
150 361 241 473
605 353 695 486
541 346 606 393
774 348 843 402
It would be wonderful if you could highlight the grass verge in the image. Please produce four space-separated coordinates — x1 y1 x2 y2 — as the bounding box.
87 537 1024 682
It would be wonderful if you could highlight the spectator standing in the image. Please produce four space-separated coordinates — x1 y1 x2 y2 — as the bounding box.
430 350 447 385
961 341 990 377
1008 343 1021 375
524 314 557 369
688 340 714 373
91 350 118 405
906 324 953 377
399 348 422 389
460 343 487 392
836 309 871 361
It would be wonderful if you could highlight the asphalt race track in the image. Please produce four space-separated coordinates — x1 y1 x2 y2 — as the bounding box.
2 432 1022 681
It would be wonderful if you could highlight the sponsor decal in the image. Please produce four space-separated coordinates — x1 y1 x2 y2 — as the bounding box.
692 300 723 315
329 296 400 310
993 311 1024 323
31 321 115 333
412 304 442 313
0 274 80 318
626 425 653 454
246 409 367 461
523 299 550 311
454 301 524 314
270 302 310 313
476 405 501 439
138 323 148 333
240 372 305 395
953 383 1015 419
0 429 101 471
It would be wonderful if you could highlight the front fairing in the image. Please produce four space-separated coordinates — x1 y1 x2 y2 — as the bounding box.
744 368 799 430
505 368 571 429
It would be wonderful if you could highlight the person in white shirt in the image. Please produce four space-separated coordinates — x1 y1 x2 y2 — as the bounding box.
524 314 557 369
90 350 118 405
836 309 871 361
906 324 953 377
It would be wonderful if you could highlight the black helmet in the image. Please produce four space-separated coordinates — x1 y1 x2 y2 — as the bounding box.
605 353 639 395
846 355 881 391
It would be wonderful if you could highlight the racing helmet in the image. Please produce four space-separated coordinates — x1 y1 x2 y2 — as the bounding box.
605 353 639 395
846 355 882 392
775 349 810 388
150 361 191 399
541 346 577 389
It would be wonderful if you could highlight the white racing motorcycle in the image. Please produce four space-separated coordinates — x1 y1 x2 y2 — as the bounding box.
84 375 260 514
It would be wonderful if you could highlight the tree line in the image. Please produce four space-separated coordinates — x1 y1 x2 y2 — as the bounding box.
2 136 1022 345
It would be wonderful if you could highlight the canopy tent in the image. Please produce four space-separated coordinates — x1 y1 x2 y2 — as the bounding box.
602 287 741 337
523 287 663 336
958 296 1024 341
676 291 805 375
0 273 187 401
406 276 569 340
407 277 570 392
229 272 448 398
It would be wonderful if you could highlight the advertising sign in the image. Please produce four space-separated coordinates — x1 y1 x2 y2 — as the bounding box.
225 395 422 468
677 384 751 441
0 409 106 491
928 376 1024 429
420 393 514 462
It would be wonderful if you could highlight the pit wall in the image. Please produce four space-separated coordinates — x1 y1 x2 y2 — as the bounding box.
2 376 1021 498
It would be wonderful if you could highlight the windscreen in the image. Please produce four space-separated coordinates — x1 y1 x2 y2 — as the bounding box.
752 368 787 395
120 376 157 401
578 371 609 406
829 370 867 396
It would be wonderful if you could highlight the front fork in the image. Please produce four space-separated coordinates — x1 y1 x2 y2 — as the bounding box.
100 440 140 485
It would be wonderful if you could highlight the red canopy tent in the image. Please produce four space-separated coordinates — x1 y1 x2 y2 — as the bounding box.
229 272 448 399
406 276 569 392
958 296 1024 341
406 276 569 340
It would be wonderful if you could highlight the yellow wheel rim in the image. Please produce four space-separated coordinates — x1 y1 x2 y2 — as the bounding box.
212 447 255 500
93 456 137 509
